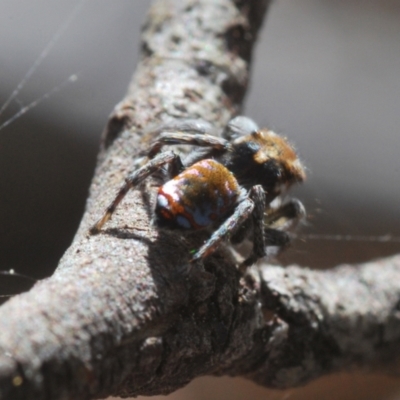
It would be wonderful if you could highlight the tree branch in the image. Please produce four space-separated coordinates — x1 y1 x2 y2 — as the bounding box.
0 1 399 400
249 255 400 387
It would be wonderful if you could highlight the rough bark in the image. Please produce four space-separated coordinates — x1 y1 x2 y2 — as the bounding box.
0 1 400 400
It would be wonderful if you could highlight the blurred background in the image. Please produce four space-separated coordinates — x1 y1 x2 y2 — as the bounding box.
1 0 399 399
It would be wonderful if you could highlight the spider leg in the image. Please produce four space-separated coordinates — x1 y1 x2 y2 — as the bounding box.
182 147 218 168
190 196 254 263
180 116 259 166
241 198 306 268
89 151 183 234
264 228 291 247
147 132 230 158
242 185 267 267
229 218 251 245
264 199 306 229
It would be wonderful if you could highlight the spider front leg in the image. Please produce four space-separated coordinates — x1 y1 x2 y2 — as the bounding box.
147 131 230 159
190 194 254 263
264 199 306 231
89 151 183 234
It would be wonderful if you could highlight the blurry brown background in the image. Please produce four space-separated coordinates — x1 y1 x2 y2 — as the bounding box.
1 0 400 399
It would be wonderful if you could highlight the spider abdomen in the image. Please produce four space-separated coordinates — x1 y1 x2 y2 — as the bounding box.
155 159 240 230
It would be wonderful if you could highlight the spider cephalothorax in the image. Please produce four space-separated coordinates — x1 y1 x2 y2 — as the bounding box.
90 116 306 267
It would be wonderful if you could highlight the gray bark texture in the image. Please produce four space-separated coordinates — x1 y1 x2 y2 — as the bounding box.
1 1 400 399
